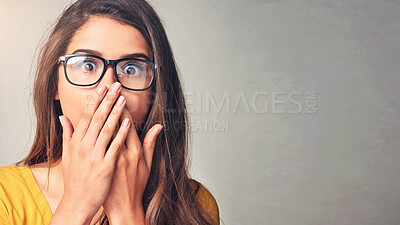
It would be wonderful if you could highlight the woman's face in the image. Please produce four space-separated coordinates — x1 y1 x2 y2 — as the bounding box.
55 16 152 131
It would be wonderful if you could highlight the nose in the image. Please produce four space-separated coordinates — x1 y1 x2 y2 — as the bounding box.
98 64 119 89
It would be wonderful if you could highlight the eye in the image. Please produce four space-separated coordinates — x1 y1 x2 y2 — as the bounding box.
79 60 97 72
120 62 145 75
70 57 98 73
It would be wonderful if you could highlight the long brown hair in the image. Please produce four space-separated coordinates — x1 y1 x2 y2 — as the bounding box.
16 0 217 224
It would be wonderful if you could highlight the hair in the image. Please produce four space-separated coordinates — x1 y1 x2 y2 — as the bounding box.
15 0 217 224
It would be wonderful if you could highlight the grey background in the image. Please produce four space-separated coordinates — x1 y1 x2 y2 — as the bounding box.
1 0 400 225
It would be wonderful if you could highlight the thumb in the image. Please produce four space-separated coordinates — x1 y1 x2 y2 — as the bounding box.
142 124 163 171
59 115 74 154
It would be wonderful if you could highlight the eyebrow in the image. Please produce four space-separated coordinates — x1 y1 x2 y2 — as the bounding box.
71 49 151 61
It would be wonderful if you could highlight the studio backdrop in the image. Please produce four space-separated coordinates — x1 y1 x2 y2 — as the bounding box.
1 1 399 225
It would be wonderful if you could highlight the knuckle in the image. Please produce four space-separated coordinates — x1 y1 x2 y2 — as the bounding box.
91 114 104 125
109 106 120 116
89 121 102 133
105 94 117 104
101 123 115 136
116 155 129 168
79 122 90 134
130 147 142 159
87 156 98 169
92 92 103 103
112 142 121 151
110 137 122 150
73 142 90 155
83 117 91 125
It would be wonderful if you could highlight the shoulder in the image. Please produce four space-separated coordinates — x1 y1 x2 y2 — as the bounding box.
0 165 54 224
0 165 21 176
0 165 30 200
0 165 25 186
189 179 220 224
0 165 27 224
0 165 35 203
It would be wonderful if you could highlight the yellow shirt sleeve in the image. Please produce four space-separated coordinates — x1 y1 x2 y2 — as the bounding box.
190 180 220 225
0 165 53 225
0 198 7 225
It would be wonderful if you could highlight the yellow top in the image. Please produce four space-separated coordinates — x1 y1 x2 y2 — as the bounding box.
0 165 219 225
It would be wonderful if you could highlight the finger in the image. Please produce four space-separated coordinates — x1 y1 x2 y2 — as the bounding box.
59 115 74 156
142 124 163 170
108 120 119 148
73 84 108 140
84 82 122 144
95 95 126 155
104 118 131 164
119 107 141 148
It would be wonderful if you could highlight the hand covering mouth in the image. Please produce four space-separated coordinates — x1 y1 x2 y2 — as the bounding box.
106 120 120 152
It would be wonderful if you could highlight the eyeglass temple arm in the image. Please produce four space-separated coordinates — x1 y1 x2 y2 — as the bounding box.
58 56 66 64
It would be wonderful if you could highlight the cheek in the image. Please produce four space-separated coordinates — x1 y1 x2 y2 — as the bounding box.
60 95 86 130
57 68 93 129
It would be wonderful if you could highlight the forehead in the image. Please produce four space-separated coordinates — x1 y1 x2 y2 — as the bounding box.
66 16 151 60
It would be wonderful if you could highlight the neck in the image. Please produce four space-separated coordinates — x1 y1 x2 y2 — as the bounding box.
49 158 64 197
32 157 65 199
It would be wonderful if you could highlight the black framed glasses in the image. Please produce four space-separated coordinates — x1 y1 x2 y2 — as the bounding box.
58 54 157 91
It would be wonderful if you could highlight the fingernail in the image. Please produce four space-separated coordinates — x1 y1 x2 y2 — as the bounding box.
155 125 163 135
97 84 106 95
111 82 121 93
58 116 64 127
123 118 130 127
117 95 125 106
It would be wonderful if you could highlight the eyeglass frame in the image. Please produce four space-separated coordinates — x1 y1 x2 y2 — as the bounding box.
58 53 158 91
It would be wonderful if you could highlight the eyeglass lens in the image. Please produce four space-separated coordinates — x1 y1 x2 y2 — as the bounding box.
65 55 153 90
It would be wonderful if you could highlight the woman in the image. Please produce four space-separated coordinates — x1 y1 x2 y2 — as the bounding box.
0 0 219 224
